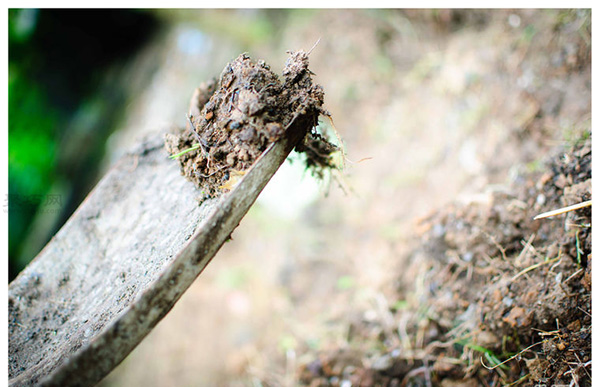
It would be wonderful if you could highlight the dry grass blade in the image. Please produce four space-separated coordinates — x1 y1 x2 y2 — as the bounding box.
533 200 591 220
511 255 561 281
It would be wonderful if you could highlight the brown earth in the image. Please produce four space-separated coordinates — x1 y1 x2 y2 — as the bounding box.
164 51 337 197
299 139 591 386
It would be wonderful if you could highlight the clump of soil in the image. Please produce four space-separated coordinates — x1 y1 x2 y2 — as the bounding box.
165 51 338 197
298 138 591 386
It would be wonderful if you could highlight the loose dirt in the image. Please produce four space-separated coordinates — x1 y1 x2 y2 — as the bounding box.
164 51 337 197
299 139 591 386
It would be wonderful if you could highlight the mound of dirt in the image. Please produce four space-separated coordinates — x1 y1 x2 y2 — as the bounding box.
164 51 338 197
299 138 591 386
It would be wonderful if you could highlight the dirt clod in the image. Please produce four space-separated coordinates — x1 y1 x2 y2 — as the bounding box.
165 51 337 197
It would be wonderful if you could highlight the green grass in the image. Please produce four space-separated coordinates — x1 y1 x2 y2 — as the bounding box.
168 143 201 159
459 340 510 371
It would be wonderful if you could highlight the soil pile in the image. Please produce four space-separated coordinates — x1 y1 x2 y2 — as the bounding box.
299 138 591 386
165 51 337 197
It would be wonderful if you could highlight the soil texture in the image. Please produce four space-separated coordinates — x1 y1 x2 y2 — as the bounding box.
164 51 337 197
299 139 591 386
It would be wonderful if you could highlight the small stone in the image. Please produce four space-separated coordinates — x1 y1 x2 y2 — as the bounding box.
371 354 393 371
554 174 568 189
536 194 546 206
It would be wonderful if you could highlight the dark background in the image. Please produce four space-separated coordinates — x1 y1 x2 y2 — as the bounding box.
9 9 160 279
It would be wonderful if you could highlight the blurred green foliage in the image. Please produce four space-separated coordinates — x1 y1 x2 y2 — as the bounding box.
8 9 159 280
158 9 276 47
9 9 62 273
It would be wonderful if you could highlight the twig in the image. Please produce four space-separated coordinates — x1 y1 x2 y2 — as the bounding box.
307 37 321 55
564 268 584 284
514 234 537 265
482 231 507 260
573 352 592 380
187 114 203 143
344 156 373 164
577 306 591 318
533 200 592 220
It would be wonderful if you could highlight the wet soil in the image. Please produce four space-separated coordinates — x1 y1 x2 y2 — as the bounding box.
164 51 337 197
